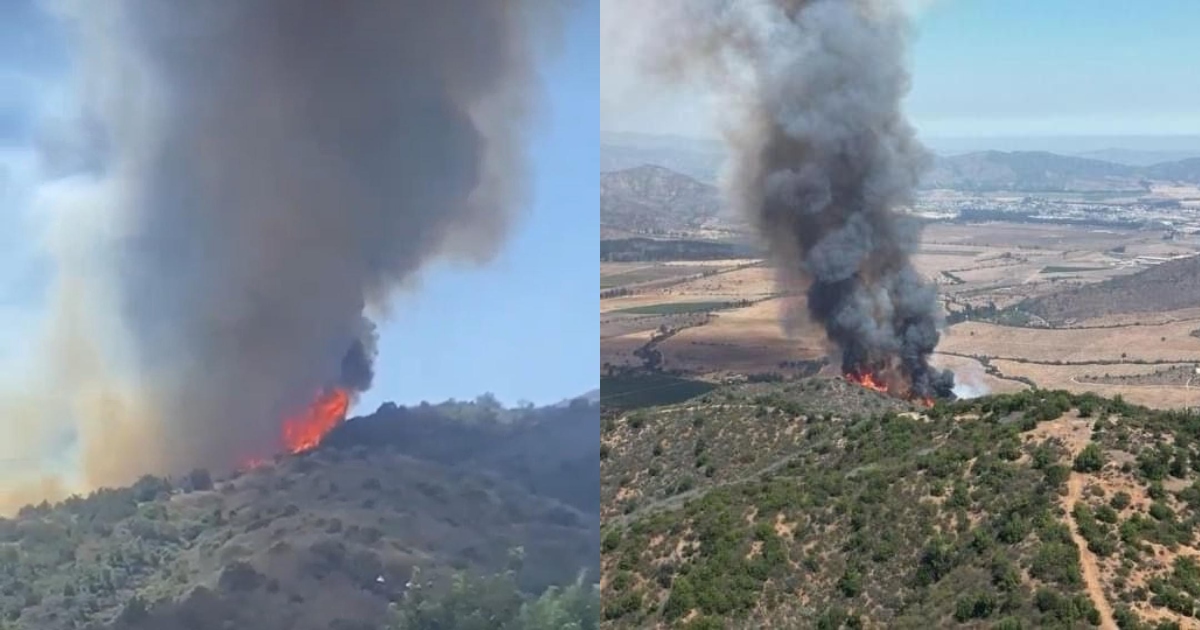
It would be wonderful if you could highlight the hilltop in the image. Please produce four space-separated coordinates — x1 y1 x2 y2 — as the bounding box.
1 395 600 630
600 133 724 184
600 376 1200 629
601 165 729 238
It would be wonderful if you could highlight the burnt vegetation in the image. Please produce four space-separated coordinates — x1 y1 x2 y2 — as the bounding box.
0 396 599 630
600 378 1200 629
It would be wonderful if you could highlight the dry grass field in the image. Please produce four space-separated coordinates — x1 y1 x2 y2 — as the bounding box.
928 353 1029 396
939 320 1200 363
601 221 1200 409
655 298 828 375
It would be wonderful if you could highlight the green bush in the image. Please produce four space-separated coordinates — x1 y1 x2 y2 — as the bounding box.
953 591 996 622
391 570 598 630
1095 504 1119 524
1029 542 1082 586
1073 444 1105 473
837 567 863 598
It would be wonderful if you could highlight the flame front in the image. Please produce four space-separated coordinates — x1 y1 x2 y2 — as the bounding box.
845 369 934 408
845 370 889 394
282 388 351 454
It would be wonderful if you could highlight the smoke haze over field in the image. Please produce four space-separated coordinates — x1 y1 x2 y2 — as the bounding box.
610 0 954 398
1 0 561 509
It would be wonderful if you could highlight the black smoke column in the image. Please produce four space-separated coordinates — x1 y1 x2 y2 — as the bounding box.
36 0 564 483
619 0 954 397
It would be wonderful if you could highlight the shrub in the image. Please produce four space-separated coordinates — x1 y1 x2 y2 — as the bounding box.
1030 542 1082 586
601 530 621 553
1095 504 1119 524
837 568 862 598
1073 444 1105 473
953 591 996 622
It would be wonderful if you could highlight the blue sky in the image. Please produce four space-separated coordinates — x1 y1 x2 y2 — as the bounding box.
909 0 1200 137
356 3 599 410
360 3 600 410
602 0 1200 141
0 1 598 412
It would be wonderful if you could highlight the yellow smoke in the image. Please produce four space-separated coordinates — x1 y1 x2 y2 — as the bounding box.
0 176 168 515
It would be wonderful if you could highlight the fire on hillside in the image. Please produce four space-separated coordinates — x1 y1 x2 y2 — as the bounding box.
844 368 937 408
239 388 351 470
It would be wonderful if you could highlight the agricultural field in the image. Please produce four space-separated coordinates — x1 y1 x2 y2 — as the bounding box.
601 221 1200 409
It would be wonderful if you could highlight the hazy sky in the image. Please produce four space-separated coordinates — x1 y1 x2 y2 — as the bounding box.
602 0 1200 140
0 1 598 411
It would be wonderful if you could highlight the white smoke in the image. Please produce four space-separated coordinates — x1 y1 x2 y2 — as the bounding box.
951 361 990 399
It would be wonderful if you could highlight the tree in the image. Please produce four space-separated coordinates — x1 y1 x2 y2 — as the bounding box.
187 468 213 492
131 475 172 503
515 579 599 630
391 572 524 630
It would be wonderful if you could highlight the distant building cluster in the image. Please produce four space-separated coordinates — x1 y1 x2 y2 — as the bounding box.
911 193 1200 232
1131 254 1195 266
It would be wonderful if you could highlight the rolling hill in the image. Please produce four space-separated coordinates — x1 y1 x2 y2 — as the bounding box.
1016 254 1200 326
600 376 1200 629
923 151 1145 192
1142 158 1200 184
601 165 728 238
1 396 600 630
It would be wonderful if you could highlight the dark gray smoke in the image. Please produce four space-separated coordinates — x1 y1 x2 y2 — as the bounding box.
620 0 954 398
338 318 379 394
26 0 562 485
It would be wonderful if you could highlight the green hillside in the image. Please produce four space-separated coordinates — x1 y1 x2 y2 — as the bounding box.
601 377 1200 629
1 397 600 630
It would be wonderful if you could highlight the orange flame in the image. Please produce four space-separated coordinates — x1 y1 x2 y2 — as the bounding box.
282 388 351 454
845 369 936 408
845 370 889 394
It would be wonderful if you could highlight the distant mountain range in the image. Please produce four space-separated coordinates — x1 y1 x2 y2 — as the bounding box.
923 151 1200 192
602 133 1200 192
601 133 723 183
601 153 1200 239
1073 148 1200 167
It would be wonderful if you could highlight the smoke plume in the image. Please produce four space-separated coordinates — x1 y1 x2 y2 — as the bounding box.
2 0 560 508
951 361 990 400
615 0 954 398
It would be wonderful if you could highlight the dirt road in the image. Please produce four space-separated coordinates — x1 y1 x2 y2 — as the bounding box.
1066 471 1117 629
